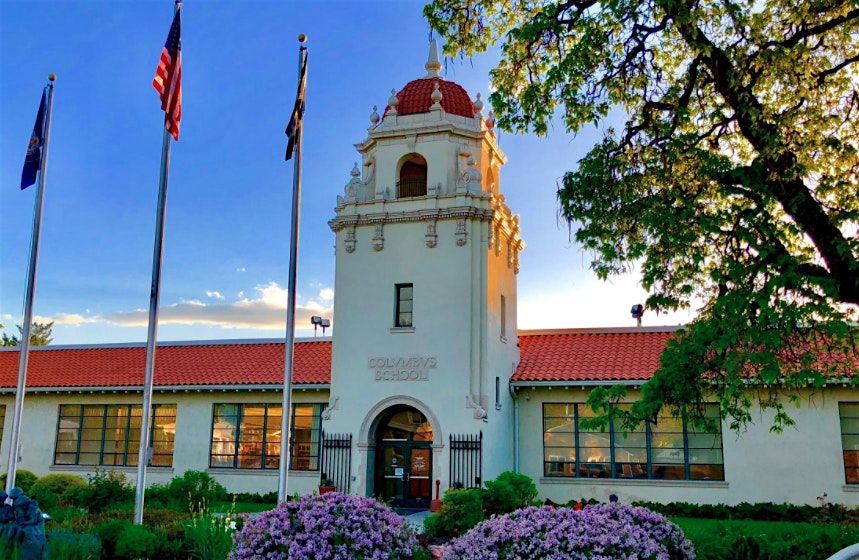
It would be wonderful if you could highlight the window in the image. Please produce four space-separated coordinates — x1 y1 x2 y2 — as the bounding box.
500 295 507 339
53 404 176 467
397 154 427 198
0 404 5 449
395 284 413 328
210 403 322 471
542 403 724 481
840 403 859 484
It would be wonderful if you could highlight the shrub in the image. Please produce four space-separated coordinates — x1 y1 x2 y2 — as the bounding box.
92 518 132 559
230 492 421 560
46 530 101 560
116 523 159 560
0 470 38 494
63 507 190 541
632 500 856 523
229 491 278 504
149 470 228 511
75 470 134 514
443 503 694 560
28 473 87 512
482 471 538 515
423 488 484 538
184 502 236 560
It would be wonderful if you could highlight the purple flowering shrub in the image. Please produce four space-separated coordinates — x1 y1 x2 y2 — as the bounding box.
443 503 695 560
230 492 422 560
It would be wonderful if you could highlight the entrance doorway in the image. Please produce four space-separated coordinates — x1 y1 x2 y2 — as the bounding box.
374 405 433 510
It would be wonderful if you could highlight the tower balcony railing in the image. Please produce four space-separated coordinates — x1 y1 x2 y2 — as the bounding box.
396 179 427 198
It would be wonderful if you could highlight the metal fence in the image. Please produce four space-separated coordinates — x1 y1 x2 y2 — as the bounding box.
396 179 427 198
449 431 483 489
320 431 352 493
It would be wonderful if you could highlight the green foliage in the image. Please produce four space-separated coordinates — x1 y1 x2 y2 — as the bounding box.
426 0 859 431
45 530 101 560
0 471 38 494
0 321 54 346
148 470 228 512
674 517 859 560
28 473 87 512
115 524 159 560
92 518 132 559
482 471 538 515
228 491 278 504
423 488 484 538
183 501 236 560
635 500 856 524
75 470 134 514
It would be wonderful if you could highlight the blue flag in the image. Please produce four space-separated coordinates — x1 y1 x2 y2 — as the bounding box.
21 90 47 190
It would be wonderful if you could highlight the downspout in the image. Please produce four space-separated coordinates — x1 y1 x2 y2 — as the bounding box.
508 383 520 472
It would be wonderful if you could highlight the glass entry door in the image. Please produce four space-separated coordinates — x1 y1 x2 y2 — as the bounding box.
374 405 434 510
377 442 432 509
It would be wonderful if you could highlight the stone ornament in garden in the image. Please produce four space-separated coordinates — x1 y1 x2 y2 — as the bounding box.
230 492 423 560
442 503 695 560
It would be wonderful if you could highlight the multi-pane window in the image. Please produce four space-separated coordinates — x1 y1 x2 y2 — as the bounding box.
54 404 176 467
839 403 859 484
543 403 724 481
209 403 322 470
395 284 413 328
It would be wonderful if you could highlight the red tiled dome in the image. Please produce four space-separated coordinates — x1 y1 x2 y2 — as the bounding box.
384 77 475 119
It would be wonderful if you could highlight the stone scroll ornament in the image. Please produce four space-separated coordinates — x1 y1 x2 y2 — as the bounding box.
0 488 47 559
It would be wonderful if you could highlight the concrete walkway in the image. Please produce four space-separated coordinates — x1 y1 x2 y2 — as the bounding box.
403 509 430 533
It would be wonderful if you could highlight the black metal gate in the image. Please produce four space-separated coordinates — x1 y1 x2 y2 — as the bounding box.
449 431 482 488
320 431 352 493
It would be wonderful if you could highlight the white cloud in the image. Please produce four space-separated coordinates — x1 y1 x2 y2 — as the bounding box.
33 313 100 326
237 291 245 299
103 281 332 330
206 291 225 301
236 267 247 272
319 288 334 302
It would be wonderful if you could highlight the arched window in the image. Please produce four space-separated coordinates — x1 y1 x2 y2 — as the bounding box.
397 154 427 198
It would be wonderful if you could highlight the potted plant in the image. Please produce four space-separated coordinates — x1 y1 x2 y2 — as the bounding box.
319 475 335 495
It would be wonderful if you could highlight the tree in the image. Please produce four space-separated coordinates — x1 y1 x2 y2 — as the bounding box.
0 322 54 347
426 0 858 430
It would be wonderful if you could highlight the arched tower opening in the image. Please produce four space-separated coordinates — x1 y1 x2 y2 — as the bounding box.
397 153 427 198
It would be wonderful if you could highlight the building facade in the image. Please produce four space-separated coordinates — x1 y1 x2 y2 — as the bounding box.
1 42 857 508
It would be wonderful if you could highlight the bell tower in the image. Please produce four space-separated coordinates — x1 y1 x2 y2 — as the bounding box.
324 40 524 501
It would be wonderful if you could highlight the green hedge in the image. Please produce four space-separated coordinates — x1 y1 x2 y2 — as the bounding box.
634 500 857 523
674 517 859 560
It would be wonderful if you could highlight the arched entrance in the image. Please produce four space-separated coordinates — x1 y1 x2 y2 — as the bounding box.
374 405 433 509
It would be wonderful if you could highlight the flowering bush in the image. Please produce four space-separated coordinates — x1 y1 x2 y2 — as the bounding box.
443 503 695 560
230 492 422 560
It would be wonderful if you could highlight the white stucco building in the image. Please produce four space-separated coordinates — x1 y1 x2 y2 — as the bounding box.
1 42 857 509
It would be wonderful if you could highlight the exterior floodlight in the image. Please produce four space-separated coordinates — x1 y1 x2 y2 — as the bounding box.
630 304 645 327
311 316 330 336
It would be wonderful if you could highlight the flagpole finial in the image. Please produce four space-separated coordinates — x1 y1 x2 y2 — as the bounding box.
298 34 307 43
48 74 56 82
426 38 442 77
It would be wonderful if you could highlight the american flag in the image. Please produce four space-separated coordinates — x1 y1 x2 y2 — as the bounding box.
153 10 182 141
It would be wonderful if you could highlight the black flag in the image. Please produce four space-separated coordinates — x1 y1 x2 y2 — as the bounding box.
285 47 307 161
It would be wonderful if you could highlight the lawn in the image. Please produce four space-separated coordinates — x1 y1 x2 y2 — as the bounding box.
671 516 859 560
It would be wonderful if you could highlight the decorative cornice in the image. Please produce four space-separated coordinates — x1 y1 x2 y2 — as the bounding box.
329 205 494 232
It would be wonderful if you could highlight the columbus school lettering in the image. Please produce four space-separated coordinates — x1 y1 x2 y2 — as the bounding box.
368 356 437 381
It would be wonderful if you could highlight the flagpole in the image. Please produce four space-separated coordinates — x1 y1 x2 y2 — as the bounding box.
4 76 55 497
134 1 180 525
277 35 307 503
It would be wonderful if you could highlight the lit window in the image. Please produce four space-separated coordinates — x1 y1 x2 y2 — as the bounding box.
395 284 413 328
839 403 859 484
209 403 322 471
53 404 176 467
542 403 724 481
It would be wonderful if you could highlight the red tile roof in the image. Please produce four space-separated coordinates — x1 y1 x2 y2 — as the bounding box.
0 329 683 391
0 340 331 390
384 78 474 119
512 328 678 383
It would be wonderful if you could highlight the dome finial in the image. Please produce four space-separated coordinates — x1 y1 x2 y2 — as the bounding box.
425 38 442 78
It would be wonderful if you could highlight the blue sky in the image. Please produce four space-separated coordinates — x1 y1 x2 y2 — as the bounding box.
0 0 695 344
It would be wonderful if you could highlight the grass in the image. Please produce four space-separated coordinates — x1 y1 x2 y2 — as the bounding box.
671 517 859 560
